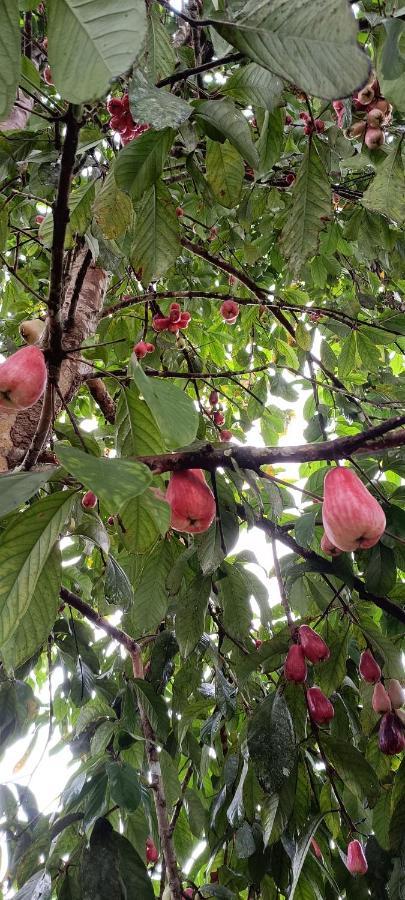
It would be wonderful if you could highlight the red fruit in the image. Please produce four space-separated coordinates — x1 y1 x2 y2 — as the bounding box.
365 127 385 149
107 516 115 526
322 467 386 552
35 214 44 225
209 390 219 406
43 65 53 84
169 302 182 324
146 837 159 864
373 98 391 119
299 111 310 121
209 226 219 241
320 532 342 557
306 686 334 724
133 340 149 359
107 98 123 116
346 840 368 876
176 206 184 217
213 410 225 426
372 682 391 714
387 679 405 710
284 645 307 683
0 346 47 411
254 639 263 649
144 342 155 353
333 100 344 112
285 114 293 125
165 470 216 534
220 430 233 442
210 872 219 883
304 123 314 135
184 890 194 899
220 300 239 324
359 649 381 684
367 107 385 128
152 315 171 332
285 173 295 185
82 490 97 510
356 86 375 105
310 838 322 860
298 625 330 663
179 311 191 329
315 119 325 133
122 94 130 110
378 712 405 755
110 114 125 130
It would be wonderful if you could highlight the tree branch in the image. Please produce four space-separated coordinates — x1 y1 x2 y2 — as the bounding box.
60 587 141 653
156 52 243 87
86 378 116 424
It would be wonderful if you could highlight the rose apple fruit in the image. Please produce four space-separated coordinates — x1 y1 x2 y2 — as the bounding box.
322 467 386 552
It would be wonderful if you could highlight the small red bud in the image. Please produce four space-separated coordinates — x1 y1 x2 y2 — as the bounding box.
359 649 381 684
346 840 368 876
387 679 405 710
146 837 159 864
169 302 182 324
209 390 219 406
254 639 263 650
285 173 295 185
107 516 115 526
35 214 44 225
152 315 171 332
220 300 239 324
315 119 325 133
176 206 184 217
220 430 233 442
284 645 307 683
82 490 97 510
310 838 322 860
299 111 310 121
285 114 293 125
298 625 330 663
306 686 334 724
213 410 225 426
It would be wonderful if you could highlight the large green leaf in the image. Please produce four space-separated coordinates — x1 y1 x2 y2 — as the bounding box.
248 692 296 794
280 141 331 276
106 762 141 812
0 470 55 519
114 128 174 201
13 870 52 900
321 735 380 807
116 387 166 457
2 548 61 671
47 0 147 103
175 576 211 657
81 818 154 900
257 108 284 176
289 812 328 900
362 139 405 226
0 490 75 646
57 445 152 510
194 99 259 169
129 71 192 130
130 183 180 284
223 62 283 110
206 139 244 209
120 489 170 554
131 360 198 449
126 541 174 635
133 679 170 740
93 173 133 241
145 5 176 82
0 0 20 121
212 0 370 100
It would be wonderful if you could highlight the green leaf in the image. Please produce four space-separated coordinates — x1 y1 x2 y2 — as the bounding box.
114 128 174 201
0 204 8 252
321 735 380 807
0 470 54 519
212 0 370 100
47 0 148 104
116 387 165 457
256 109 284 176
337 331 357 379
0 491 75 646
175 575 211 657
366 544 397 595
57 445 152 510
0 0 20 120
280 142 331 277
93 172 133 241
130 361 198 449
222 62 283 110
129 71 192 130
12 870 51 900
194 99 259 170
316 625 349 696
105 556 133 607
248 692 296 794
145 5 176 82
206 139 244 209
289 812 328 900
106 762 141 812
130 183 180 284
120 489 170 553
126 541 174 635
133 679 170 740
2 548 61 671
362 139 405 226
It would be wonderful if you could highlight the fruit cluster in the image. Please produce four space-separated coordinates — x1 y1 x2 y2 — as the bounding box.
359 649 405 755
284 625 334 724
152 303 191 334
321 467 386 554
133 340 155 359
208 389 232 442
333 74 392 150
107 95 149 146
298 111 325 135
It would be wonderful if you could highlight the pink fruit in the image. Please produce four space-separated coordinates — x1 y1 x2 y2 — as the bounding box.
367 107 385 128
81 490 97 510
209 390 219 406
315 119 325 133
387 679 404 710
220 430 233 442
365 127 385 149
254 639 263 649
107 516 115 526
322 467 386 552
298 625 330 663
169 302 182 324
0 346 47 410
285 114 293 125
146 837 159 863
220 300 239 324
378 712 405 755
184 890 194 899
107 98 123 116
299 111 310 121
372 682 391 714
320 532 342 557
35 214 44 225
310 838 322 859
284 645 307 683
306 686 334 724
133 340 154 359
359 650 381 684
213 410 224 426
346 840 368 875
43 65 53 85
166 470 216 534
152 315 171 332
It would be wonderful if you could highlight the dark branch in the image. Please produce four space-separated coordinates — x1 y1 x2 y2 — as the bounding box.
156 52 243 88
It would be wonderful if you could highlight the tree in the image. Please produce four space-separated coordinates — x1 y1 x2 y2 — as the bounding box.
0 1 404 897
